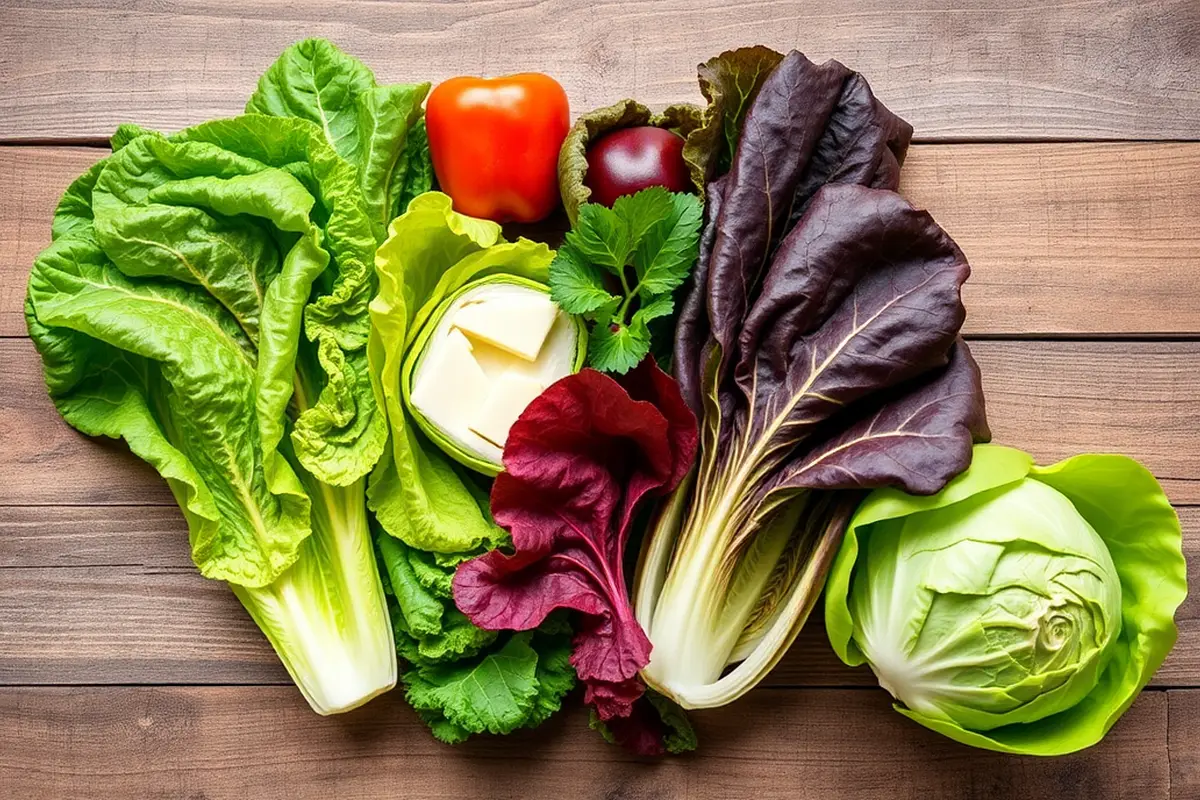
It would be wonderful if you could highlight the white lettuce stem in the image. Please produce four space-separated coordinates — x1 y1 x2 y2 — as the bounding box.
640 436 856 708
232 477 397 715
643 456 764 696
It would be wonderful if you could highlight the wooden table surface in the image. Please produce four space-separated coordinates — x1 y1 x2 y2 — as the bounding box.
2 2 1198 798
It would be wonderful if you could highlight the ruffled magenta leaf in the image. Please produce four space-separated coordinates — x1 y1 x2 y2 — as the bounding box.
454 359 697 693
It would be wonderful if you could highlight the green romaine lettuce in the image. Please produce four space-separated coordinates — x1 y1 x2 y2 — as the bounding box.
246 38 433 240
825 444 1187 755
26 62 419 712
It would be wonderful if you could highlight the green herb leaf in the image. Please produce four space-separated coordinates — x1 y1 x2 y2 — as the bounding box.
634 192 704 295
551 187 703 375
589 319 651 374
549 243 619 316
632 294 675 327
568 203 633 273
613 186 675 247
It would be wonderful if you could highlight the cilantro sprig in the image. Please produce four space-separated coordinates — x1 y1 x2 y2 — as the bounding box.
549 186 703 374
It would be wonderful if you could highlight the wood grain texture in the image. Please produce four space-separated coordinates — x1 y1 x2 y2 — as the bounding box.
0 147 104 337
1 0 1199 142
6 338 1199 506
5 143 1200 339
902 144 1200 335
0 686 1170 800
1169 691 1200 799
2 504 1193 688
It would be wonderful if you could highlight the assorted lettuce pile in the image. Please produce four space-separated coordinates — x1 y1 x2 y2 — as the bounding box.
368 192 582 738
25 38 1186 759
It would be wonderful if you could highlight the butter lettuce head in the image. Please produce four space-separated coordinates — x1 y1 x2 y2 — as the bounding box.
825 444 1187 755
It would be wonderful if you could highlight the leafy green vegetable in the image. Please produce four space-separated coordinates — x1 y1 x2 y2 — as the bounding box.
682 46 785 189
24 38 433 716
247 38 432 241
377 527 575 742
549 187 702 374
825 444 1187 756
366 192 581 741
367 191 558 552
557 98 702 224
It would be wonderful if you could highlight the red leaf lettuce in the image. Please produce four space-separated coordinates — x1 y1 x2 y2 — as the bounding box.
454 360 697 742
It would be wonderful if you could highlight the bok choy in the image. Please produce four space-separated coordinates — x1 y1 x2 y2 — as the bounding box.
632 49 991 709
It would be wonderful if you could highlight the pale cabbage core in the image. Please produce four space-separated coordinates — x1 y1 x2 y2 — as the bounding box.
410 282 577 464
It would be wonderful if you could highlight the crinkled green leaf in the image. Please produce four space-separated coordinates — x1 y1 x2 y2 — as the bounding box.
247 38 432 242
350 84 430 239
27 232 310 587
247 38 375 160
51 160 106 241
393 119 433 215
28 113 390 586
156 115 387 488
110 123 155 152
524 622 577 727
377 531 444 637
403 622 575 742
405 632 543 736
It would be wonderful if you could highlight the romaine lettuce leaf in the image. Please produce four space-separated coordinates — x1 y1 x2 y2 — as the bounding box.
247 38 432 241
26 106 398 713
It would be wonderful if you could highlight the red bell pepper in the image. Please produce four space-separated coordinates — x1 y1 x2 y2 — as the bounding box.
426 73 570 224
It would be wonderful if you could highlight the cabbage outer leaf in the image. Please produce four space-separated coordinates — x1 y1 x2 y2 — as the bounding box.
367 192 554 553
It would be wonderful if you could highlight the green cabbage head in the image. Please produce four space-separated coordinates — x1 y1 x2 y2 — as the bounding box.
825 444 1187 755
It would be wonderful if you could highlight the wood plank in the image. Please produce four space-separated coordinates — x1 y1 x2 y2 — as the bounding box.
0 338 175 506
0 147 103 338
6 338 1199 506
0 564 287 685
902 144 1200 335
5 144 1200 339
0 686 1170 799
1169 691 1200 799
1 0 1198 142
2 504 1194 688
